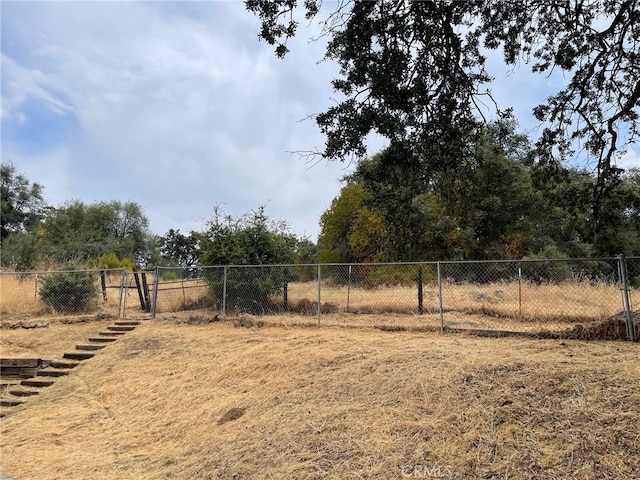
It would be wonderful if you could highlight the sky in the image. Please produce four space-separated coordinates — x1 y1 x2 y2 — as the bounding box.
2 1 639 241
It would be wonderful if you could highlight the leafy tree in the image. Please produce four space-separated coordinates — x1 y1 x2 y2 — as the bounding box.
592 168 640 255
41 200 151 265
317 182 381 263
199 206 298 313
291 238 318 282
158 229 201 273
246 0 640 232
1 161 47 242
0 230 42 271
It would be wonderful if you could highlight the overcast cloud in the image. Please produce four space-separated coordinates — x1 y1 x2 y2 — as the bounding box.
2 1 638 241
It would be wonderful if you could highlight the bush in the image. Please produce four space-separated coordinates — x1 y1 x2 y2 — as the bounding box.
39 270 99 314
204 266 285 315
91 252 134 271
161 271 179 281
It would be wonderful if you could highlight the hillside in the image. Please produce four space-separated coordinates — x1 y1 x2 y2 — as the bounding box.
1 318 639 479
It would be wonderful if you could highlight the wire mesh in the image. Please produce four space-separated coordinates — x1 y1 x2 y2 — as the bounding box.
0 268 125 319
153 257 634 338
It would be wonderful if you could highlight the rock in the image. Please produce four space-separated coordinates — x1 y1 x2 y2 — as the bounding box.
217 407 246 424
239 316 254 328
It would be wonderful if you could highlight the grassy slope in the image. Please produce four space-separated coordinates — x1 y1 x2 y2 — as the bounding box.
1 320 639 479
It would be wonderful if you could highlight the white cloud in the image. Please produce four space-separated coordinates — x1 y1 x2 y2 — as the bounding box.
615 149 640 170
1 1 353 240
4 1 636 246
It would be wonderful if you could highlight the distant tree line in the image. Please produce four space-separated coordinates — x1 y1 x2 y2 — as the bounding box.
317 118 640 263
0 162 316 272
2 129 639 276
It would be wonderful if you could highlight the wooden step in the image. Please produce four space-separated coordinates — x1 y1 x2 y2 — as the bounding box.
49 360 79 369
9 389 39 397
0 367 39 378
0 399 24 407
89 336 118 342
107 325 136 332
98 331 127 336
114 321 141 326
21 378 55 388
37 369 70 377
63 352 95 361
76 344 106 351
1 358 42 368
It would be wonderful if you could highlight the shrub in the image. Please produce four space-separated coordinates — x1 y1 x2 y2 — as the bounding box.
161 271 179 281
39 270 99 314
205 266 285 315
91 252 134 271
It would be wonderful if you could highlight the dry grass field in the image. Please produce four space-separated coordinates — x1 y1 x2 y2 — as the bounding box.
1 315 639 479
3 271 637 332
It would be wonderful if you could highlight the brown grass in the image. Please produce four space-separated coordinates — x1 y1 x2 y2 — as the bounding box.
1 318 639 479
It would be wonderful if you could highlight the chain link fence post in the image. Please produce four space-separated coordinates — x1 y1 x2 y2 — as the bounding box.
618 254 636 341
117 268 126 318
151 267 160 318
317 264 322 327
437 262 444 333
222 266 228 318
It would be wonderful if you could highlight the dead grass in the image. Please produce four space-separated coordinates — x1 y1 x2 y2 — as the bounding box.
4 273 638 328
1 319 639 479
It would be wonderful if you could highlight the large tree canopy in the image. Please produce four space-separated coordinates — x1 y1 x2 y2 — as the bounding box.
246 0 640 220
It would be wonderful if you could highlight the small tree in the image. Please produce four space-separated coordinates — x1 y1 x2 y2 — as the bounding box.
199 206 297 314
39 269 99 314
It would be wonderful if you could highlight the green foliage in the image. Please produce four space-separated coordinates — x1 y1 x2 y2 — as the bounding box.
292 239 317 282
0 230 41 271
524 245 573 283
1 161 47 243
318 118 640 262
318 182 386 263
361 264 437 288
41 200 151 266
159 229 201 270
247 1 639 227
199 206 298 313
90 253 134 271
39 269 99 314
161 271 179 282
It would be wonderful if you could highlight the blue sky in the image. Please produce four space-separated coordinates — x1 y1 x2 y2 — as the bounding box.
2 1 639 241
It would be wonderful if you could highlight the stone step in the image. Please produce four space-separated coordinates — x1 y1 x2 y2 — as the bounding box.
98 331 127 336
49 360 80 369
36 369 70 377
89 336 118 342
9 389 39 397
76 344 106 351
21 378 55 388
114 321 141 326
63 352 95 361
107 325 136 332
0 399 24 407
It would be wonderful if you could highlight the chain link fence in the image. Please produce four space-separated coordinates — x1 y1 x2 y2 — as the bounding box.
1 258 636 340
153 257 638 340
0 268 127 321
0 268 169 321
